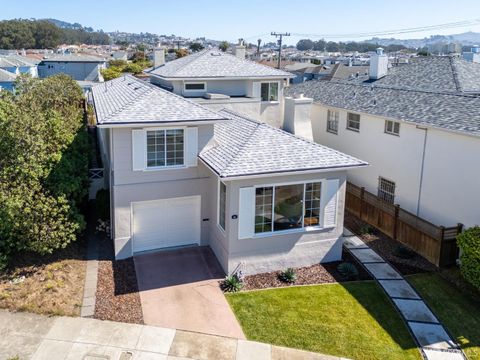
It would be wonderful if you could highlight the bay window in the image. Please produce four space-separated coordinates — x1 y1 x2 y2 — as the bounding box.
254 182 322 234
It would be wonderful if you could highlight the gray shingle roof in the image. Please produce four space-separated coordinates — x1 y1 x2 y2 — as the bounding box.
287 80 480 137
0 68 17 82
200 109 367 178
41 55 106 63
347 56 480 93
91 75 226 125
0 55 38 68
148 50 293 79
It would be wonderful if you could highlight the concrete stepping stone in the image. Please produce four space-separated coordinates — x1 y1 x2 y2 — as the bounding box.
343 236 368 249
393 299 439 323
349 248 384 263
379 280 421 299
343 228 355 237
364 263 402 280
423 349 465 360
409 322 456 350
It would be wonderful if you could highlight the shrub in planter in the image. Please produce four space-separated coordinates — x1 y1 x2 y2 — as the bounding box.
96 189 110 220
337 262 359 280
457 226 480 290
393 245 416 259
278 268 297 283
221 274 243 292
360 224 374 236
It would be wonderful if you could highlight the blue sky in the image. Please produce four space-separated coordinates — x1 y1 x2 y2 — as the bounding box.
2 0 480 44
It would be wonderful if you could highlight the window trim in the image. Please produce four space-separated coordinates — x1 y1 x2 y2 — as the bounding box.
346 112 360 132
326 109 339 135
144 126 186 171
253 180 326 237
218 180 227 232
260 81 280 103
183 82 206 92
384 119 400 136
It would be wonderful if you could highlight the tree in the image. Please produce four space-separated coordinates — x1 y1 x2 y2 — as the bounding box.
296 39 314 51
189 42 205 52
313 39 327 51
101 67 122 81
174 49 188 58
219 41 229 52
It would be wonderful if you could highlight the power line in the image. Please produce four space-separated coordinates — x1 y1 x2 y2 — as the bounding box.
271 32 290 68
290 18 480 39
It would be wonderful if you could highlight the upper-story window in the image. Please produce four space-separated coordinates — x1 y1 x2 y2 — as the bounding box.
385 120 400 136
184 82 206 91
261 82 279 102
347 112 360 132
146 129 184 168
327 109 339 134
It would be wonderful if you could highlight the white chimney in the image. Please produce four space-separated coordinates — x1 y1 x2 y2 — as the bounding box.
234 39 246 59
369 47 388 80
154 48 165 68
283 95 314 141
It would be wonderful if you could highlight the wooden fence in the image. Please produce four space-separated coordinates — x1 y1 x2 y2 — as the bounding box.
345 182 463 267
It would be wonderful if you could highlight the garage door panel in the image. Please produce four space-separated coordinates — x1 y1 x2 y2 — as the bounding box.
132 196 201 253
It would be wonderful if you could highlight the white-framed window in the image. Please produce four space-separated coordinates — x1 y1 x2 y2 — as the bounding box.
385 120 400 136
347 112 360 132
378 177 396 204
218 181 226 231
184 82 206 91
254 182 322 234
146 129 184 168
327 109 339 134
260 82 279 102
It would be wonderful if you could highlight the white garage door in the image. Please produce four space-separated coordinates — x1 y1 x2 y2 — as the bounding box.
132 195 201 253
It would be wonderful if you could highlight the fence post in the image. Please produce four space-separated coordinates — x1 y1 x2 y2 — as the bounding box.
393 204 400 240
359 187 365 220
456 223 464 235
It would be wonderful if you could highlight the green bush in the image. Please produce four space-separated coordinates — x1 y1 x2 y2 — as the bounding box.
221 274 243 293
96 189 110 220
360 224 374 235
457 226 480 290
337 262 359 280
101 67 121 81
278 268 297 283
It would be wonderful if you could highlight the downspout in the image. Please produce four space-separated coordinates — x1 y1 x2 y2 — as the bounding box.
416 126 428 216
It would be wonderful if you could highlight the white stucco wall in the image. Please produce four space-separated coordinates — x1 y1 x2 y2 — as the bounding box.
311 103 480 228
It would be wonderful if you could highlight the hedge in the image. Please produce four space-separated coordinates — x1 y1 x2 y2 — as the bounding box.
457 226 480 290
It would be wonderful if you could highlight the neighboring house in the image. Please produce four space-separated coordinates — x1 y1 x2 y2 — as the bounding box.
91 75 366 275
0 68 17 91
112 51 128 61
146 43 294 128
0 55 39 77
38 55 107 81
286 49 480 228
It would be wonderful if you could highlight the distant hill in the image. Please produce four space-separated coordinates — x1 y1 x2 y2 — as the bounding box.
365 31 480 49
43 18 95 32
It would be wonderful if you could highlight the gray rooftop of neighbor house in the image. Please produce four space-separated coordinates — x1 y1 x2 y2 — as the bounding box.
91 75 226 125
200 109 367 178
0 55 39 68
40 55 107 63
147 49 294 79
287 80 480 137
0 68 17 82
349 56 480 93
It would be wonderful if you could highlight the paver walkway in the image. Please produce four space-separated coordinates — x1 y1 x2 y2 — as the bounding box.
343 229 467 360
0 309 347 360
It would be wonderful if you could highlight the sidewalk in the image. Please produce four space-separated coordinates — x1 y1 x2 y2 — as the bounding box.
343 229 466 360
0 309 346 360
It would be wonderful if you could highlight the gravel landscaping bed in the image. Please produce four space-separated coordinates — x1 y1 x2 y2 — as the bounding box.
94 236 143 324
344 211 437 275
241 250 372 291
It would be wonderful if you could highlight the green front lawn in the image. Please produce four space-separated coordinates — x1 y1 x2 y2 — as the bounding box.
408 273 480 360
226 282 420 360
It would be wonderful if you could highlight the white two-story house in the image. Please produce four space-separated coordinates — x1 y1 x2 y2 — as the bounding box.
92 75 366 275
146 43 294 128
287 49 480 228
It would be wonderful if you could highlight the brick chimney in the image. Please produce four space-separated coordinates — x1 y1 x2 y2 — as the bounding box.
369 47 388 80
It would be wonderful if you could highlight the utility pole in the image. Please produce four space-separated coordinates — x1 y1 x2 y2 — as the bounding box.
271 32 290 69
257 39 261 59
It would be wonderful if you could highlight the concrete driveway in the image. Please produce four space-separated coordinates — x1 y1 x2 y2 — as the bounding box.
134 246 245 339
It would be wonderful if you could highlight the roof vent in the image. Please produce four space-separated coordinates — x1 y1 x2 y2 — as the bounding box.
373 99 377 106
352 91 356 98
210 52 222 56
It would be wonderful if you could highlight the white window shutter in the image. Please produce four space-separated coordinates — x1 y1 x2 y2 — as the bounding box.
132 129 146 171
238 187 255 239
323 179 339 228
185 127 198 167
252 82 261 98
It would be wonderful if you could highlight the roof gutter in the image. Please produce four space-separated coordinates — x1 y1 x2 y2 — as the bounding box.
97 118 229 128
149 74 295 81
